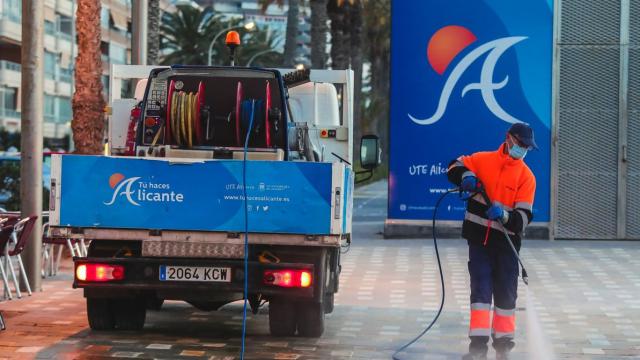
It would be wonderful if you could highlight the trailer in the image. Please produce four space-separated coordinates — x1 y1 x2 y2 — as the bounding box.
47 64 379 337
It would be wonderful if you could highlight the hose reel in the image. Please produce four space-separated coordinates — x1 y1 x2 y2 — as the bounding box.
166 80 206 148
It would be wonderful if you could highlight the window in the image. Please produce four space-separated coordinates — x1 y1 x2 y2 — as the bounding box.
45 20 56 36
44 51 57 79
60 68 73 83
2 87 17 110
44 52 57 79
109 43 127 64
101 8 110 29
58 14 73 37
58 97 72 121
2 0 21 22
44 95 56 122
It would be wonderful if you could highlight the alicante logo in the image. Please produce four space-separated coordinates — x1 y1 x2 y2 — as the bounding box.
104 172 185 206
408 25 526 126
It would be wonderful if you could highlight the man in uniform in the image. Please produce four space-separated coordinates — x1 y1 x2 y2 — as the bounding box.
447 123 537 360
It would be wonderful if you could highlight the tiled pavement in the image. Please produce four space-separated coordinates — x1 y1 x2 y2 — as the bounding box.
0 181 639 359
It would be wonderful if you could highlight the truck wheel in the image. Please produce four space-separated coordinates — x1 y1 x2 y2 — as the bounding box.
113 298 146 330
296 301 324 337
269 300 296 337
87 298 115 331
323 292 334 314
146 297 164 311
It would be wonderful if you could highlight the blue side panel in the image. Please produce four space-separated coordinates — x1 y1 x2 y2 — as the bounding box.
59 155 333 234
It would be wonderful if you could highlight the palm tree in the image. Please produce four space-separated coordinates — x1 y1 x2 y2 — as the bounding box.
310 0 328 68
327 0 364 159
362 0 390 140
147 0 161 65
237 28 284 67
259 0 299 67
72 0 105 154
160 5 220 65
161 7 281 66
327 0 347 69
347 0 363 142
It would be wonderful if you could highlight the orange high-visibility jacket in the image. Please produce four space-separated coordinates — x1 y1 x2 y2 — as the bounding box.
447 143 536 250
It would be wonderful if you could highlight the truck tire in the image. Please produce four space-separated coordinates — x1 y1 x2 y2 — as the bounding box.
269 300 296 337
323 292 334 314
146 297 164 311
296 301 324 337
87 298 115 331
113 298 146 330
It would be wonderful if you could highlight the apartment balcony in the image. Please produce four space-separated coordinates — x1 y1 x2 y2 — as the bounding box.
0 109 20 132
0 60 21 87
56 80 73 97
43 120 71 139
0 15 21 44
56 0 74 17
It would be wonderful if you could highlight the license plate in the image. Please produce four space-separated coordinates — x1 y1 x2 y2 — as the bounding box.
159 265 231 282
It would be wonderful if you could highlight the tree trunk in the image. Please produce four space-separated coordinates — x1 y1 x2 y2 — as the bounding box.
363 0 390 156
72 0 105 155
147 0 161 65
310 0 327 69
328 1 346 69
349 0 364 143
282 0 299 67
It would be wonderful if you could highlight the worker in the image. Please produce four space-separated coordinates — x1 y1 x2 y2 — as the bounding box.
447 122 537 360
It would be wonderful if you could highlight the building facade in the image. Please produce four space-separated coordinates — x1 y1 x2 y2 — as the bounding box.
0 0 133 142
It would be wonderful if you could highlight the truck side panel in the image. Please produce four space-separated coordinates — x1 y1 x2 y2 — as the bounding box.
50 154 351 235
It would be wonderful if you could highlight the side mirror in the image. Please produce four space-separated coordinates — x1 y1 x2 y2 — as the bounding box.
360 135 380 170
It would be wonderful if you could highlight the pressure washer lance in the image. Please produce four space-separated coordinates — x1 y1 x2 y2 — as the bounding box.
478 189 529 286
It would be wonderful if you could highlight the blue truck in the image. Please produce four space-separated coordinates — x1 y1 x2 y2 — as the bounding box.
47 65 379 337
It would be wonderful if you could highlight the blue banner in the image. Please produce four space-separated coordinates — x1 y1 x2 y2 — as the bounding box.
389 0 552 222
60 155 334 234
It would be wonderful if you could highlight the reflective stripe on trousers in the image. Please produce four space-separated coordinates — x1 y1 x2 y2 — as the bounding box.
492 306 516 338
469 302 491 337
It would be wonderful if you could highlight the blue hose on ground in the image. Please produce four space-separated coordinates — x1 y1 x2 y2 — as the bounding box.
240 99 256 360
392 188 458 360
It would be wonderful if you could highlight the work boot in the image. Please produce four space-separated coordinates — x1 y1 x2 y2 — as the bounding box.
493 338 514 360
461 353 487 360
463 337 489 360
495 349 510 360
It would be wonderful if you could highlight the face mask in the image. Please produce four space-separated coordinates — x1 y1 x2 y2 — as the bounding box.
507 139 528 159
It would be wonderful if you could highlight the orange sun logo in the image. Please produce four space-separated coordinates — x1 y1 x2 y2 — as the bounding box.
109 173 125 188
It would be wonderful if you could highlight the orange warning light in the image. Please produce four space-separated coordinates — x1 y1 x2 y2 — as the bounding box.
320 129 329 138
226 31 241 46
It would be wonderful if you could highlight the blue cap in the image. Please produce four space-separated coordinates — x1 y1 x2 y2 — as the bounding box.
508 122 538 150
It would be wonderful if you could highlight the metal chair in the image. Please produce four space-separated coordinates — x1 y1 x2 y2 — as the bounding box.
2 216 37 298
42 223 88 277
0 225 15 300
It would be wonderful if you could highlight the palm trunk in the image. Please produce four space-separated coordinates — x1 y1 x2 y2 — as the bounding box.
362 0 390 154
147 0 161 65
349 0 363 142
283 0 299 67
72 0 105 154
310 0 327 68
328 0 347 69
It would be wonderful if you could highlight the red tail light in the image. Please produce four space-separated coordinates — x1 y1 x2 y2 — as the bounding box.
76 263 125 282
263 269 312 288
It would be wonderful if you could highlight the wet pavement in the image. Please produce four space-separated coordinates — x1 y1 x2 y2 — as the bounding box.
1 180 639 359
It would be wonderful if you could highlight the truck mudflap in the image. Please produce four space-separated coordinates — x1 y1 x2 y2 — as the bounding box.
73 257 315 299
